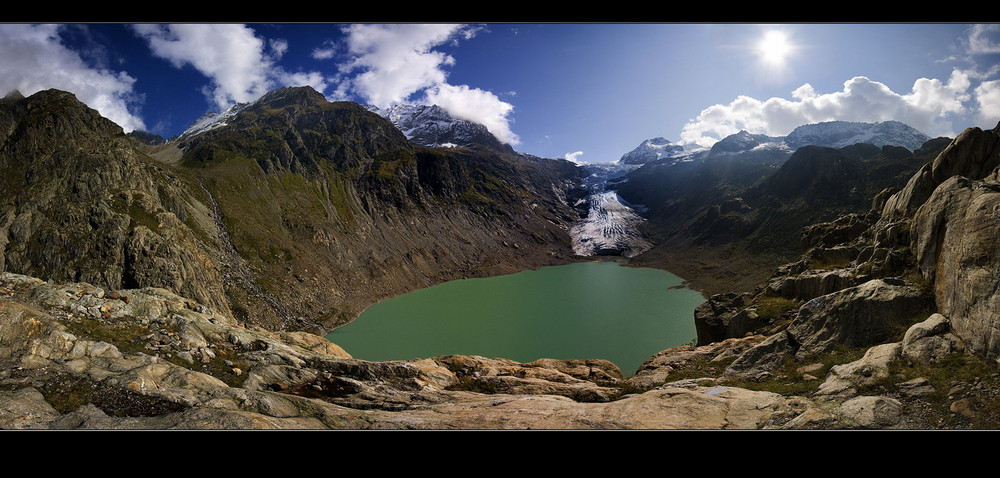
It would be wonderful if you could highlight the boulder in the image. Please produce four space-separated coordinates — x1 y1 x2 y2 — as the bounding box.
765 268 859 301
815 342 902 397
693 292 751 346
724 331 796 379
834 395 904 429
901 313 964 364
787 279 933 358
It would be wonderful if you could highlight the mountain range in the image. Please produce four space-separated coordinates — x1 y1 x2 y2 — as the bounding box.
7 84 1000 429
616 120 931 167
0 86 945 330
610 121 945 295
0 86 586 334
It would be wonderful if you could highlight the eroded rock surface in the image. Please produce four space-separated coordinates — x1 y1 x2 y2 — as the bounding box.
2 271 927 430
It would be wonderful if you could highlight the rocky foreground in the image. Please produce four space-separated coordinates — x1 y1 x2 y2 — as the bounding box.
1 265 990 430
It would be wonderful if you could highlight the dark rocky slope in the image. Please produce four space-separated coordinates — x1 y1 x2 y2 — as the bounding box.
0 87 587 335
619 136 949 296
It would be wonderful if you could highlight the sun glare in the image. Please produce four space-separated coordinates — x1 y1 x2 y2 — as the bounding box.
757 30 792 65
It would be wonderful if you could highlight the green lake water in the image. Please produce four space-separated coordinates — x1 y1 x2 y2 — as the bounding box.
325 261 706 376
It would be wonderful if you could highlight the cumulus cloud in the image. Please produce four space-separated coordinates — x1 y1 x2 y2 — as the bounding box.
131 24 275 110
131 24 329 112
311 40 338 60
0 24 146 132
679 71 978 149
975 80 1000 126
564 151 585 163
426 83 520 145
337 23 519 145
968 24 1000 55
339 24 463 106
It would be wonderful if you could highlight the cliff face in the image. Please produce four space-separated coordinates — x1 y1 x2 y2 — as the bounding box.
904 124 1000 359
0 88 586 334
0 89 229 315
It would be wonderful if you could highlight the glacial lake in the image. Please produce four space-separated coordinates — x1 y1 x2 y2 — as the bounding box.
325 261 706 376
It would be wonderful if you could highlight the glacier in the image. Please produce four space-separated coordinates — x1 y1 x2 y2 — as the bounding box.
569 162 652 257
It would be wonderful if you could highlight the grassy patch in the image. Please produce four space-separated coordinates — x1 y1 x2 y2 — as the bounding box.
861 353 1000 428
163 345 250 388
63 317 151 356
724 344 869 396
661 356 734 384
37 373 186 416
808 257 853 271
752 296 800 322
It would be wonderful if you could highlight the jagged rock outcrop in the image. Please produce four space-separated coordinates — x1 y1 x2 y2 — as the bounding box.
911 176 1000 358
879 122 1000 358
0 89 229 315
882 124 1000 217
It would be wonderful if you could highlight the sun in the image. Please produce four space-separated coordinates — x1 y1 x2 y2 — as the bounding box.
757 30 793 66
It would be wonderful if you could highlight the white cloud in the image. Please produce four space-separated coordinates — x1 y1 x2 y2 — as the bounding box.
131 24 331 113
0 24 146 132
339 24 462 107
975 80 1000 127
968 24 1000 55
339 23 518 145
131 24 276 111
679 72 977 149
564 151 585 163
425 83 520 145
269 38 289 59
311 40 338 60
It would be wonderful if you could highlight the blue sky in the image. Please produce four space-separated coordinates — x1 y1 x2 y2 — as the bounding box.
2 23 998 163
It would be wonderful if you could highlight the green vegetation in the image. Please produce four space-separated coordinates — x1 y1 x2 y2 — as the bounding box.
726 344 868 396
164 344 250 389
36 373 186 416
808 256 853 271
751 295 801 322
857 353 1000 428
63 317 151 357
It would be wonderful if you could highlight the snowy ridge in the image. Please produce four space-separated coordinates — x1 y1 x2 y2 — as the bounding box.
783 120 931 151
571 120 932 259
619 120 931 165
175 101 253 141
617 137 687 165
709 130 788 156
367 103 497 148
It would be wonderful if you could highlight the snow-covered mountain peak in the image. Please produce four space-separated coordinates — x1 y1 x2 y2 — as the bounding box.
367 103 504 149
617 137 687 165
783 120 930 151
175 101 253 141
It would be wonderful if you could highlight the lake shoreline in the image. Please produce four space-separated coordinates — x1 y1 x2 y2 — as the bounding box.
326 260 707 377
